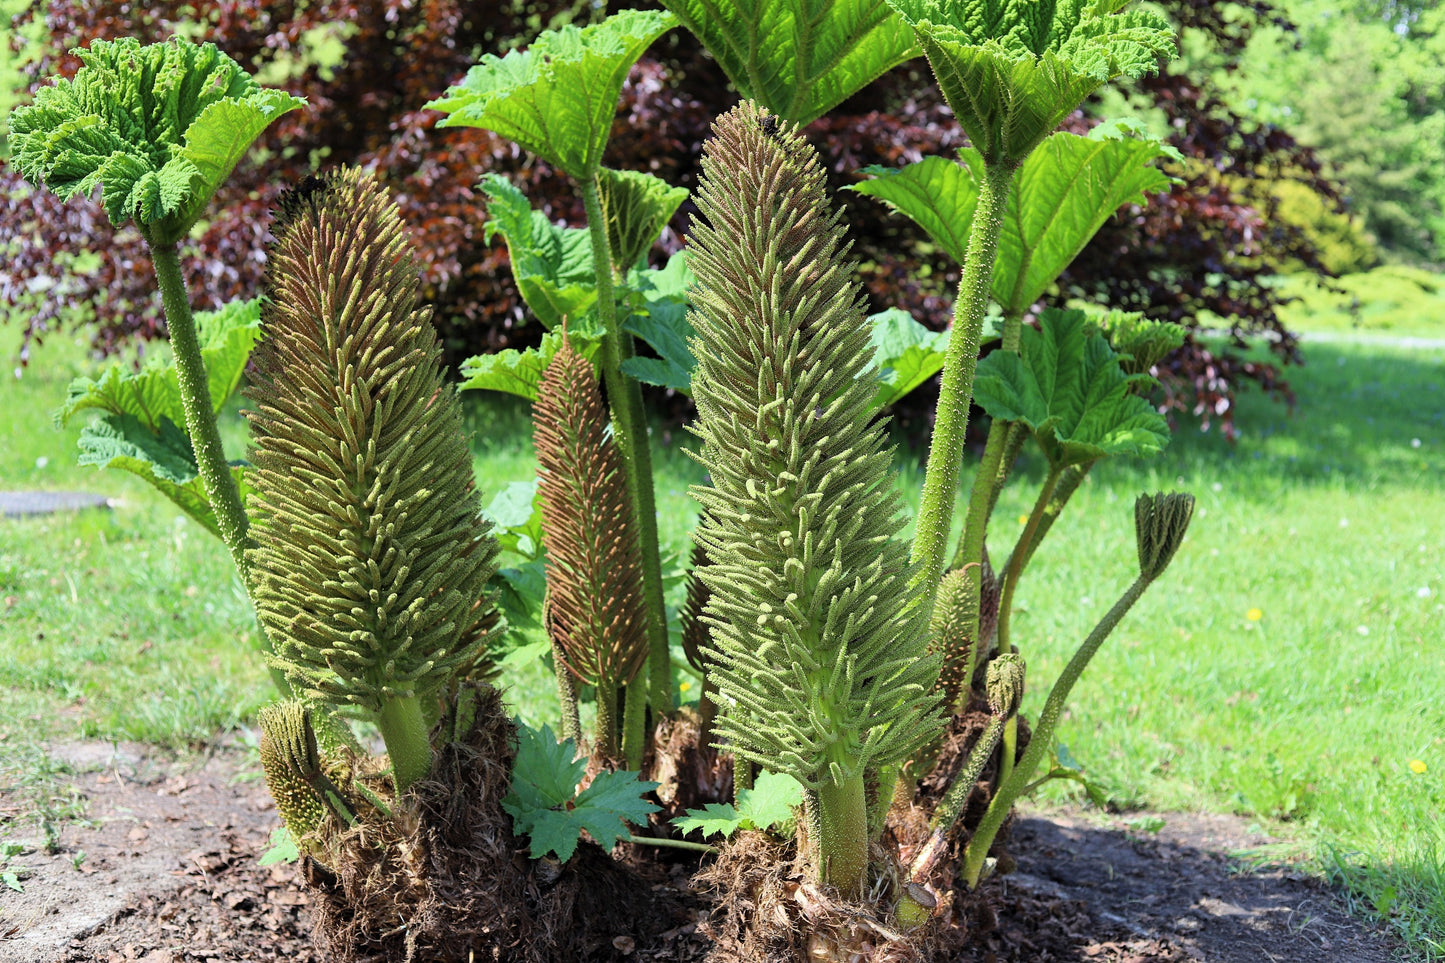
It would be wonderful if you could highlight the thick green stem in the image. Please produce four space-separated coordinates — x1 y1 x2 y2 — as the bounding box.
622 677 647 770
998 714 1018 788
911 162 1016 610
996 464 1063 653
816 769 869 895
1012 461 1094 576
377 695 433 793
150 242 252 587
961 577 1151 888
627 834 718 854
733 756 754 805
579 176 674 716
928 716 1004 839
595 678 620 761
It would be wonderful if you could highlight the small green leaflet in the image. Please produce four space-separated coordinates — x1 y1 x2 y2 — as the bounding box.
459 323 605 402
478 175 597 329
74 415 250 539
972 308 1169 468
496 557 547 631
503 721 660 861
57 297 262 431
673 770 802 839
258 826 300 866
484 479 544 558
866 308 951 409
1081 307 1185 375
660 0 916 126
428 10 676 181
598 167 688 274
622 299 695 392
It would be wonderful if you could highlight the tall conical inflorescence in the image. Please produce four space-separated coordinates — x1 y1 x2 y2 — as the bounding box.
246 168 501 793
533 334 650 761
688 102 941 895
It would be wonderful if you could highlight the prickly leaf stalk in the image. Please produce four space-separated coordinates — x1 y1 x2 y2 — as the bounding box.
687 101 941 892
532 334 650 760
247 168 500 791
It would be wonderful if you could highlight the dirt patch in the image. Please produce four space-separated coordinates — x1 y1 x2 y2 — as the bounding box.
953 806 1400 962
0 744 1400 963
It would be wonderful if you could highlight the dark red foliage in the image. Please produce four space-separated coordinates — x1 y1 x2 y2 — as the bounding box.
3 0 1331 436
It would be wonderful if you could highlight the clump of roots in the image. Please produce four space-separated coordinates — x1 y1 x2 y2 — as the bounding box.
300 684 665 962
695 831 950 963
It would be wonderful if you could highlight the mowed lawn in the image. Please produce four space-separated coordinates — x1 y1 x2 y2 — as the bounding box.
0 320 1442 953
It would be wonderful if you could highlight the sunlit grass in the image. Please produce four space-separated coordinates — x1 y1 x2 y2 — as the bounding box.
2 319 1442 953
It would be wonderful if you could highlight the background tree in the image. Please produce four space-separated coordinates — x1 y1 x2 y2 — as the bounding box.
2 0 1341 436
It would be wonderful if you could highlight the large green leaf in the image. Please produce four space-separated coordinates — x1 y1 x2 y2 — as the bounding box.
598 167 689 274
75 413 249 538
972 308 1168 467
885 0 1174 165
659 0 916 125
8 38 303 245
427 10 676 181
56 298 262 430
1082 307 1185 375
672 769 803 838
853 129 1174 314
866 308 951 409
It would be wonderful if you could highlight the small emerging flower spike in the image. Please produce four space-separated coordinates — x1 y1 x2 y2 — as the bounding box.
688 102 941 893
532 334 649 760
1135 492 1196 583
247 168 501 791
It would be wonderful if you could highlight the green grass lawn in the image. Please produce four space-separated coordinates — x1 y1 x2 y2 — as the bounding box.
1 318 1442 954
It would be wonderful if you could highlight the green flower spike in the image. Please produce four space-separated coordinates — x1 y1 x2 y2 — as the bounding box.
883 0 1175 167
8 36 303 247
688 102 941 895
247 169 502 793
257 701 356 856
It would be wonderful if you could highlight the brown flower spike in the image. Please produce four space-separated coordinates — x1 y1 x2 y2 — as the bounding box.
533 334 649 759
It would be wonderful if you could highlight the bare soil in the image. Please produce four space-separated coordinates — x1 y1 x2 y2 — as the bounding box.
0 743 1400 963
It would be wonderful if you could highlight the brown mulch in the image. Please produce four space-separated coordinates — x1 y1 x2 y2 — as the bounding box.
0 743 1401 963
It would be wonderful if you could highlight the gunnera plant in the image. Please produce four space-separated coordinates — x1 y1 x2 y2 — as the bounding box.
688 101 942 955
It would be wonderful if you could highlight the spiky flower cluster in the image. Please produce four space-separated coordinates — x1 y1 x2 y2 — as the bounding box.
246 168 500 713
532 336 649 695
688 102 941 794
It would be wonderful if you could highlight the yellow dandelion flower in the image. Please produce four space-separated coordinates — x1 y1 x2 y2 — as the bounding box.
680 681 692 693
1246 608 1263 622
1017 514 1029 526
1410 759 1427 774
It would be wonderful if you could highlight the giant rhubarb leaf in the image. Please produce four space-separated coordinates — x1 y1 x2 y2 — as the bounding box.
8 38 303 245
883 0 1173 165
659 0 916 125
427 10 676 181
502 722 659 861
972 308 1168 467
479 174 597 329
853 128 1174 315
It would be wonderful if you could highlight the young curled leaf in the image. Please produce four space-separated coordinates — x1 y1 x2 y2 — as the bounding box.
8 37 303 245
